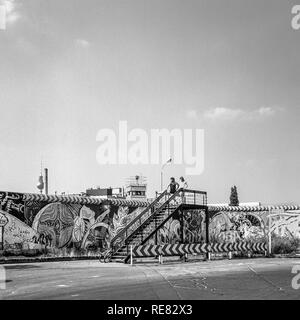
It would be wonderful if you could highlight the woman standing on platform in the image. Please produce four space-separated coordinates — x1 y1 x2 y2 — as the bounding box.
179 176 188 203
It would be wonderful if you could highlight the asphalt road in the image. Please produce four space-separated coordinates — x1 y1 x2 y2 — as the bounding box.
0 258 300 300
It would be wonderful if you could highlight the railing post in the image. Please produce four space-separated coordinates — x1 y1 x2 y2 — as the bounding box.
181 208 184 243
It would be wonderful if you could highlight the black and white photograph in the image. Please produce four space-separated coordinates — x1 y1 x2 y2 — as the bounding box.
0 0 300 309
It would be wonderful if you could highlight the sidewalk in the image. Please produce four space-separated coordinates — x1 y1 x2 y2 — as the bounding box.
0 255 100 264
1 252 299 265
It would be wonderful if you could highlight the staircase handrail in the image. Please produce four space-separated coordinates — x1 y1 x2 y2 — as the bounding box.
111 189 169 248
111 188 207 252
124 189 183 244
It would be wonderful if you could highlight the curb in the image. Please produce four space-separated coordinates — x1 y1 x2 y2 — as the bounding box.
1 254 299 265
0 256 100 264
272 253 300 259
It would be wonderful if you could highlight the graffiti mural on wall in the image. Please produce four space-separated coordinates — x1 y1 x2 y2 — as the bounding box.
0 191 146 254
209 210 300 243
269 211 300 239
209 211 265 243
157 218 181 244
183 210 206 243
1 189 300 255
2 210 37 250
0 192 24 221
149 209 206 245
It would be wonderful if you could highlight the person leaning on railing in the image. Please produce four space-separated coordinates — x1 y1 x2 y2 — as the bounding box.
179 176 188 203
167 177 180 204
167 177 179 193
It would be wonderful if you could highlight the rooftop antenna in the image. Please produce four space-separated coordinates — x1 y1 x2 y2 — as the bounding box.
44 167 49 195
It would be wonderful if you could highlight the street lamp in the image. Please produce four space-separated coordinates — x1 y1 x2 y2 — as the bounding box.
160 158 172 192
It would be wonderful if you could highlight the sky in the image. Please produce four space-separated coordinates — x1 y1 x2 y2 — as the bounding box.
0 0 300 205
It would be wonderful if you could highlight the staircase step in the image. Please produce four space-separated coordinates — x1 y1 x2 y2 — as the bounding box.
111 256 127 259
110 194 182 261
110 258 126 263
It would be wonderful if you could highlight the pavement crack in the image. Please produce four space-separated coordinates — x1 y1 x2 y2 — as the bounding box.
186 271 224 296
144 266 184 300
247 265 285 293
136 266 161 300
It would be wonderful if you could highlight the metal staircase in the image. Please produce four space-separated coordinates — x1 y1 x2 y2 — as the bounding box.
110 188 207 263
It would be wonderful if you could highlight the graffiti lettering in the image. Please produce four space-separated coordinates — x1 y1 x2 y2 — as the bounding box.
32 234 52 247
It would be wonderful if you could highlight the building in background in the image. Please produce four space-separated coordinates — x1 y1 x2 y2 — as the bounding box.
85 187 124 199
125 175 147 200
84 175 148 200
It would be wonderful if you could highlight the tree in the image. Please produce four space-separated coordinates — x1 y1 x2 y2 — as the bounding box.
229 185 239 206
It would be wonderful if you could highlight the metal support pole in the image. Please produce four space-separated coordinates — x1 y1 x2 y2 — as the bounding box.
205 208 210 260
155 220 157 245
130 245 133 266
181 209 184 243
205 208 209 244
268 209 272 255
0 227 3 251
160 158 172 193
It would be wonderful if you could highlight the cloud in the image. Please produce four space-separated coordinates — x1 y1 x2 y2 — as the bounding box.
4 0 21 25
204 107 243 121
186 109 198 119
4 0 15 14
75 38 90 49
256 106 275 117
203 106 282 121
